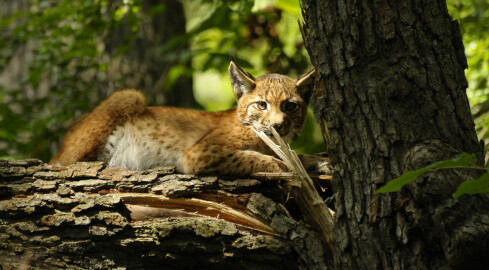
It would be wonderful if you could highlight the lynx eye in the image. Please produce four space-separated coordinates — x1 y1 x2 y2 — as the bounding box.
282 102 298 112
255 101 267 110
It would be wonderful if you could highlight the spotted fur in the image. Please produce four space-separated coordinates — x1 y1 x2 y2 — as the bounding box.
50 61 315 176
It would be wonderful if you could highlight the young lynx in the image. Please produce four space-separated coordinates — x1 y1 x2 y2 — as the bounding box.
50 61 316 176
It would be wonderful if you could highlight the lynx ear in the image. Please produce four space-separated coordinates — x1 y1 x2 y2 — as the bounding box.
229 60 256 100
296 69 316 103
296 69 316 87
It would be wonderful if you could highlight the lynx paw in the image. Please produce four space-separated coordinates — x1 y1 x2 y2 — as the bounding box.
254 157 289 173
270 159 289 172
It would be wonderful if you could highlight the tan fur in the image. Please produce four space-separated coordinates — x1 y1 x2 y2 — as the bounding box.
50 90 147 165
50 61 315 176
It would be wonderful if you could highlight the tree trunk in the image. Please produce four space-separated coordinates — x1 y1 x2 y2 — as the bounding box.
103 0 196 107
302 0 489 269
0 160 329 269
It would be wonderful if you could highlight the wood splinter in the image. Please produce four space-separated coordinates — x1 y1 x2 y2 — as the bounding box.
254 126 336 255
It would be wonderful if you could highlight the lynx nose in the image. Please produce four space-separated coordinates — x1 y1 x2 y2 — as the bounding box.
271 123 288 136
271 123 283 131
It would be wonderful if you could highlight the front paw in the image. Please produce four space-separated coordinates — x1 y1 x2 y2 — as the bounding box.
270 159 289 172
255 157 289 173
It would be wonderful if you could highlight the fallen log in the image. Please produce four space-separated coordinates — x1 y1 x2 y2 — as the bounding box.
0 159 332 269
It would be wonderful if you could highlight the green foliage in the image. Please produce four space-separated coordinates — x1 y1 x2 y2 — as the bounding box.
454 172 489 198
447 0 489 141
377 152 489 198
0 0 143 161
181 0 310 75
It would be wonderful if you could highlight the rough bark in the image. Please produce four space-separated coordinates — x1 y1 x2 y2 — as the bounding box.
0 160 329 269
302 0 489 269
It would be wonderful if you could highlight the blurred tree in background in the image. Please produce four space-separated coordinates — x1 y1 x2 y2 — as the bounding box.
0 0 487 162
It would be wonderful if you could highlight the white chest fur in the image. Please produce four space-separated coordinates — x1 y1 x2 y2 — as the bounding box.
98 123 184 171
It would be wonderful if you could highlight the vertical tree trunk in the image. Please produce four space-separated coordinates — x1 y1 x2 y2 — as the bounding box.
302 0 489 268
104 0 196 107
0 0 195 107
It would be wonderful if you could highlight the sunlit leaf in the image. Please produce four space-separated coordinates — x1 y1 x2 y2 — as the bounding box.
275 0 301 15
164 65 187 90
454 173 489 198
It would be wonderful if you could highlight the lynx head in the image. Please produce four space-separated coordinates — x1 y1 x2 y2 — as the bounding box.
229 60 315 141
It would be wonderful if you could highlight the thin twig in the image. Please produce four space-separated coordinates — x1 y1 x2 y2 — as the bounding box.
251 172 296 179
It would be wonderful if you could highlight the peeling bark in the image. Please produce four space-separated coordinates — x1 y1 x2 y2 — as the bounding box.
302 0 489 269
0 160 330 269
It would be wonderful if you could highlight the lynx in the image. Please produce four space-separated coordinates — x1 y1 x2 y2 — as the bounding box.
50 61 317 176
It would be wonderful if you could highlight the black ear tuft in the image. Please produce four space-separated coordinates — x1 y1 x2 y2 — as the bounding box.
229 60 256 100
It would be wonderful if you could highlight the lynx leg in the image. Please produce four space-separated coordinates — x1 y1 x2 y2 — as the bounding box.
50 90 146 166
182 147 288 176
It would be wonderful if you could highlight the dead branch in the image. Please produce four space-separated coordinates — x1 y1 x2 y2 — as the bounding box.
254 128 335 255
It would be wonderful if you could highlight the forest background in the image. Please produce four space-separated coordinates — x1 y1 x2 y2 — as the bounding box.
0 0 488 162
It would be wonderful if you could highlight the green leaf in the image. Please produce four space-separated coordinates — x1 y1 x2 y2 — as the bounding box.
275 0 301 16
454 173 489 198
376 170 426 193
164 65 187 90
377 152 478 193
425 152 477 170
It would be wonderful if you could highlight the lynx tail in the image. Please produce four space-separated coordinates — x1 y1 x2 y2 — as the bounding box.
49 89 146 166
